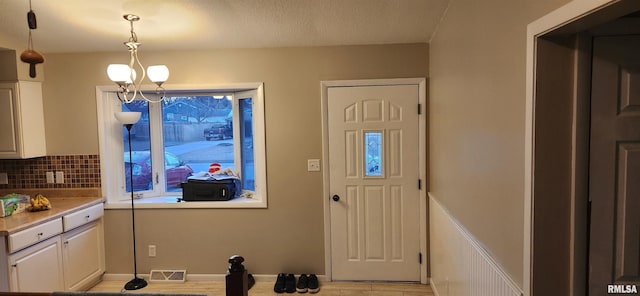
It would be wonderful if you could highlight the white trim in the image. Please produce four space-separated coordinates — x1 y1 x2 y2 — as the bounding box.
320 78 427 284
524 1 618 295
95 82 267 209
102 273 329 282
103 196 266 209
418 78 428 285
429 193 521 296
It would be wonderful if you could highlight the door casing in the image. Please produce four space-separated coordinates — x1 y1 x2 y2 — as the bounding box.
321 78 428 284
526 1 640 295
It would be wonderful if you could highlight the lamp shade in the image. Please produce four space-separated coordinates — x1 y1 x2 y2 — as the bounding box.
147 65 169 83
107 64 136 83
114 111 142 125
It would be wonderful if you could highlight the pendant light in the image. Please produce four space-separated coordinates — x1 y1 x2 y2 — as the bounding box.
107 14 169 103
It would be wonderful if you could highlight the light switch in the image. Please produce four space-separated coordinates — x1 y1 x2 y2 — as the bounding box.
0 173 7 185
55 171 64 184
307 159 321 172
46 172 54 184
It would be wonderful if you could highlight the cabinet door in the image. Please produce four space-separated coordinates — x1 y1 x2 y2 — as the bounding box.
8 236 64 292
0 84 18 155
62 221 105 291
0 81 46 159
16 81 46 158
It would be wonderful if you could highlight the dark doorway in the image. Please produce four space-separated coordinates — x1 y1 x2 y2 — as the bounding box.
588 33 640 295
531 2 640 295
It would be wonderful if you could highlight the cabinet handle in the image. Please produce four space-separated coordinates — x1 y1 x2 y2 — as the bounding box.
85 215 91 219
11 264 17 268
37 232 43 238
64 241 69 246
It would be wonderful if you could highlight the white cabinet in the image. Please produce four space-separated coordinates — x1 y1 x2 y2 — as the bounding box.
63 203 104 232
62 221 105 291
1 203 105 292
0 81 46 159
8 218 63 253
8 236 65 292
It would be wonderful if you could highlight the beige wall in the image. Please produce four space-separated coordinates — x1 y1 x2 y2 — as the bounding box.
428 0 570 288
41 44 428 274
0 49 18 81
0 32 44 81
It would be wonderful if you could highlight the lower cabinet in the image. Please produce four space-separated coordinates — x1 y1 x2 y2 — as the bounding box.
2 203 105 292
62 221 104 291
8 236 65 292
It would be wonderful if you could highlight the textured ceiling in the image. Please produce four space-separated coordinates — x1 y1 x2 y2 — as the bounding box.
0 0 449 53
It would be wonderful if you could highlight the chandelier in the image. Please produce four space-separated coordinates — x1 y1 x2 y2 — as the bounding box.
107 14 169 103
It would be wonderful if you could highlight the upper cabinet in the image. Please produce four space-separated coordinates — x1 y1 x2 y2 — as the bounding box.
0 81 46 159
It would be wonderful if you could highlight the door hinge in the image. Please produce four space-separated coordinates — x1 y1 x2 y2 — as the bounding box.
418 179 422 190
419 252 423 264
418 103 422 115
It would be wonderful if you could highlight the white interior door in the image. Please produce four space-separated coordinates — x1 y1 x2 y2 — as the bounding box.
328 84 421 281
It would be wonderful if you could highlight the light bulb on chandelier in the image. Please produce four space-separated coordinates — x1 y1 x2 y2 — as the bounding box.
107 14 169 103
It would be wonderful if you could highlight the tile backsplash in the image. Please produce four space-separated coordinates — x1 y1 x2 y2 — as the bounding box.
0 155 100 189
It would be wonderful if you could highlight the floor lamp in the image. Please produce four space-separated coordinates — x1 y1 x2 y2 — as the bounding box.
115 111 147 291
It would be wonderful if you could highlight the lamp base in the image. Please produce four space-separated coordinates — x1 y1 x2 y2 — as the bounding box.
124 277 147 290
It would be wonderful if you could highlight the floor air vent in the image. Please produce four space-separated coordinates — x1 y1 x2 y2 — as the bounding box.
149 270 187 282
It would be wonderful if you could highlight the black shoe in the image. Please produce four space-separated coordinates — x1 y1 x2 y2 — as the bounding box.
307 274 319 293
296 274 309 293
285 273 296 293
248 274 255 290
274 273 287 293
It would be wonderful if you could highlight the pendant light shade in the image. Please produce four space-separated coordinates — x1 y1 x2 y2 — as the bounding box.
107 64 136 84
147 65 169 84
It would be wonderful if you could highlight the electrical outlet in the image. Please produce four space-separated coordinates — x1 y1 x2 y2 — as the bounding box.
46 172 55 184
55 171 64 184
149 245 156 257
307 159 321 172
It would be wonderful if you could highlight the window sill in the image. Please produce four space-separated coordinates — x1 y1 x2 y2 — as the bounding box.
104 196 266 209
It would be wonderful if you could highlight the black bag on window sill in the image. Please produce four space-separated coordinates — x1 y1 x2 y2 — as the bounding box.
180 176 240 201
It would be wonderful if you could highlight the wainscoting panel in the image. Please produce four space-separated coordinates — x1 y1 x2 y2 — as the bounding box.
429 194 522 296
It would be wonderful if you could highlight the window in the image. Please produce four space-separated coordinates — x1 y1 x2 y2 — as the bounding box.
364 130 383 177
238 97 254 190
97 83 267 208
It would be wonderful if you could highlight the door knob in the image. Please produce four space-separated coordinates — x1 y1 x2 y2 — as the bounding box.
332 195 340 202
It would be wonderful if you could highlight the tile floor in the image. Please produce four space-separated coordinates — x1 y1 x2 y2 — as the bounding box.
89 279 434 296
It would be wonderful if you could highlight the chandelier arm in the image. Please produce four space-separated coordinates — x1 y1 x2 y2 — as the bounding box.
133 50 147 84
116 90 124 103
121 91 133 104
126 51 138 102
133 50 153 102
133 58 164 103
118 82 134 104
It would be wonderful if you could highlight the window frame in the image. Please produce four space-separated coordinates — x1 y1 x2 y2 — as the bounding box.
96 83 267 209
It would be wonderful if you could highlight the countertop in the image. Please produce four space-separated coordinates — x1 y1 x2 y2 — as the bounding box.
0 196 105 235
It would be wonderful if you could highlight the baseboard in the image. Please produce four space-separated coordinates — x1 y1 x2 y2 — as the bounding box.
430 277 442 296
102 273 328 282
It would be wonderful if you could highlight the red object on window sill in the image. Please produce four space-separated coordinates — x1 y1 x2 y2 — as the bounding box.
208 163 221 173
